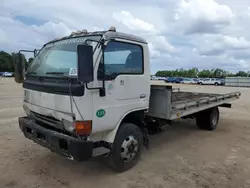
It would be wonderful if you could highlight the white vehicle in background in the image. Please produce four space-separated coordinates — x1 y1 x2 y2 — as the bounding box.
198 78 221 86
181 78 195 84
151 76 166 81
2 72 13 77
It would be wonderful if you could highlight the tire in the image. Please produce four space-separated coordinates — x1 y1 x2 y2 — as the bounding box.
196 107 219 131
108 123 143 172
215 82 218 86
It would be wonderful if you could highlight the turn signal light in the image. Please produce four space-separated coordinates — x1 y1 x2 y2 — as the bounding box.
74 121 92 136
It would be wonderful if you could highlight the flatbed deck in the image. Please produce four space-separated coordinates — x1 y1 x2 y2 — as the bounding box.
147 85 241 120
172 92 221 105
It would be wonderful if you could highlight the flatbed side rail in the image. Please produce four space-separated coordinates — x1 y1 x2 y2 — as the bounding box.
170 92 241 120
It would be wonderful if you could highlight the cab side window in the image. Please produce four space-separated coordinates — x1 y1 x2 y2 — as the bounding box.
98 41 143 79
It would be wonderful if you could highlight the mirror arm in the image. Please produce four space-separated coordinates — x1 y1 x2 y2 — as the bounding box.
85 79 105 97
85 43 106 97
19 49 40 57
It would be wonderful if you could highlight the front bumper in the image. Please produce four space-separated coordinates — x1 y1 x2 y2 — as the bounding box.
19 117 93 161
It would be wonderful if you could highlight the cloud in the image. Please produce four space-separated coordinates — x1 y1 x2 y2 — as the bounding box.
0 29 8 45
175 0 234 34
31 22 71 40
113 11 156 33
0 15 72 52
148 36 176 53
112 11 176 59
198 35 250 56
222 35 250 49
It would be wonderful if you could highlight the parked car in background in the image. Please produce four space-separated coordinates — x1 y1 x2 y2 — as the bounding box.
181 78 196 84
151 76 167 81
0 72 4 77
165 77 183 83
2 72 14 77
158 77 167 81
198 78 221 85
165 77 176 83
193 78 199 83
175 77 183 83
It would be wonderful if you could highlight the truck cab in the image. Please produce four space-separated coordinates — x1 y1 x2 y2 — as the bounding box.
16 27 151 172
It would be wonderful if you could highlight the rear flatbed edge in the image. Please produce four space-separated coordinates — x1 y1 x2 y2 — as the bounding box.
170 91 241 120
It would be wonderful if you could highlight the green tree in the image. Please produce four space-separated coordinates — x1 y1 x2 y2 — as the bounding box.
212 68 224 78
236 71 248 77
0 51 13 72
0 51 28 72
198 69 212 78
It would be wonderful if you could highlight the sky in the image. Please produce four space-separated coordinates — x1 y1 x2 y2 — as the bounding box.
1 0 250 74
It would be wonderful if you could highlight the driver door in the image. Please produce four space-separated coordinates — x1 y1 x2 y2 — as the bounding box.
91 40 149 133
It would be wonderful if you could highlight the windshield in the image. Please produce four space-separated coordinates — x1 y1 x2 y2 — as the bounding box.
26 35 101 77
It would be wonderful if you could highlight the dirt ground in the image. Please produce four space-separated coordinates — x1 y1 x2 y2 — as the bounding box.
1 78 250 188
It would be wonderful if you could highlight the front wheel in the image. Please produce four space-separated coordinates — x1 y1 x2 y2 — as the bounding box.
196 107 219 131
108 123 143 172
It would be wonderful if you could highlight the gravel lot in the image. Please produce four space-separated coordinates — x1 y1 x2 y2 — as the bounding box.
1 78 250 188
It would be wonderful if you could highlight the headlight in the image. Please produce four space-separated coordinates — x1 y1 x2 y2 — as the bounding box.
62 119 74 133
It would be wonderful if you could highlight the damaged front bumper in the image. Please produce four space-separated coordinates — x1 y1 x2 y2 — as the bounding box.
18 117 93 161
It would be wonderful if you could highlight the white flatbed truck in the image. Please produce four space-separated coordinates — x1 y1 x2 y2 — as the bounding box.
14 27 241 172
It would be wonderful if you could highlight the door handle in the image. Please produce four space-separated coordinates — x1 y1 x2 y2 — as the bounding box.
140 94 146 99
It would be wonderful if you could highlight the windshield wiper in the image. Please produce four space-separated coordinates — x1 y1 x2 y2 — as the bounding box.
26 72 37 76
45 72 65 75
106 73 119 79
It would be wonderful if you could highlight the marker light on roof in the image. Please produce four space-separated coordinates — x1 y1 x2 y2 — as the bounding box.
109 26 116 32
71 31 76 36
82 29 88 34
76 30 82 34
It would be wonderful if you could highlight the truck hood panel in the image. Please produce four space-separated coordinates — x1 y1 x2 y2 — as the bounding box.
24 89 93 122
25 89 73 116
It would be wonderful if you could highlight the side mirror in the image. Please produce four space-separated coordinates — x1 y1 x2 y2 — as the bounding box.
14 53 25 83
77 45 94 83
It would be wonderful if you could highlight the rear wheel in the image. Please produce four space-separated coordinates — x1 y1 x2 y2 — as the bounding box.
108 123 143 172
215 82 219 86
196 107 219 131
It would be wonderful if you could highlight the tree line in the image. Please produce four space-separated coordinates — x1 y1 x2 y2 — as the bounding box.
0 51 33 72
155 68 250 78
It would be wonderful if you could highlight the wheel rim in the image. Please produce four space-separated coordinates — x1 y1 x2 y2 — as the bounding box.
120 136 138 162
211 110 218 125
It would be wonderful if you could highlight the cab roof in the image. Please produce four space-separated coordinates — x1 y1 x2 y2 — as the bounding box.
45 30 147 46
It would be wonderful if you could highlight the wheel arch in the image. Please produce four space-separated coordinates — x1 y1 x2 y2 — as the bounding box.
101 108 147 144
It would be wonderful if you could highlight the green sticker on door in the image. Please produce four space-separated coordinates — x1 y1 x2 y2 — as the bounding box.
96 109 106 118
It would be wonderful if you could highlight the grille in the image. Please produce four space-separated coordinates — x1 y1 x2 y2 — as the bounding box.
31 111 60 124
30 111 64 130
